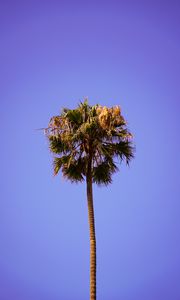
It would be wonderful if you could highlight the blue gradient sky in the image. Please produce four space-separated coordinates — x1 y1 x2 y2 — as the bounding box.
1 1 180 299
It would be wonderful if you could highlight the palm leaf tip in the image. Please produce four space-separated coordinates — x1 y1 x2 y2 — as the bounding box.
53 157 63 176
53 156 71 176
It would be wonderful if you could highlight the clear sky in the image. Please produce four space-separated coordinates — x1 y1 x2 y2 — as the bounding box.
1 0 180 299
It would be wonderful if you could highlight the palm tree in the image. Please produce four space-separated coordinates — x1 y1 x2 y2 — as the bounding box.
45 99 134 300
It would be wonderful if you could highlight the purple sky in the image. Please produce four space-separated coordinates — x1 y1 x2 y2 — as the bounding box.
1 1 180 299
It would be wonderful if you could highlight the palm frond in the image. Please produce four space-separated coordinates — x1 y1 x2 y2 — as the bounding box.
114 141 135 164
92 159 118 186
49 135 70 154
53 155 71 175
66 109 82 126
62 158 85 182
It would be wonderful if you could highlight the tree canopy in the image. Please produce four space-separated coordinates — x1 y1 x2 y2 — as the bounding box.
45 99 134 185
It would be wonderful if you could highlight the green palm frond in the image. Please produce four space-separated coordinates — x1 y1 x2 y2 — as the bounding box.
66 109 82 126
49 136 70 154
113 141 134 164
111 128 131 140
92 159 118 186
62 158 85 182
53 155 71 175
99 141 134 164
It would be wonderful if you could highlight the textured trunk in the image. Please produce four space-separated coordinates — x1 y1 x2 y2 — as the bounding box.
86 169 96 300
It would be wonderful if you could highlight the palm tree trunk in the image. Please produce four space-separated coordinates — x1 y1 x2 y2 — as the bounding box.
86 172 96 300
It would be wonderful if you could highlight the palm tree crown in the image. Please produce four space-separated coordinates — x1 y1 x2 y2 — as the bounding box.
45 99 134 184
